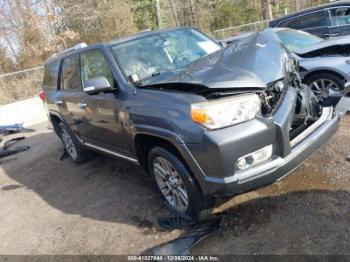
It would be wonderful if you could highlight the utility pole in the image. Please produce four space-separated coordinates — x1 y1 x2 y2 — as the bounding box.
155 0 162 28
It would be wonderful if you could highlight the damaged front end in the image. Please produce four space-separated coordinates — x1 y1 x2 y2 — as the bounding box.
121 29 341 198
137 29 341 147
260 70 341 143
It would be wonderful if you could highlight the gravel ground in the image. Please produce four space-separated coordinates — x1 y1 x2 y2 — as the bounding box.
0 114 349 255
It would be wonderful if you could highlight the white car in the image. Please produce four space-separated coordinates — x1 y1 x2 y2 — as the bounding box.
222 28 350 98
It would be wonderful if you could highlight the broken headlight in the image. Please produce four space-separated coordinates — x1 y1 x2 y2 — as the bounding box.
267 78 286 92
191 94 261 130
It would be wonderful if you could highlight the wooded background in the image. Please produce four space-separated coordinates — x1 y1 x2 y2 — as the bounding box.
0 0 328 74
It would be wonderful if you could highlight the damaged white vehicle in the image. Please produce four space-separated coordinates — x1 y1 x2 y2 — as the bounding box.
222 28 350 98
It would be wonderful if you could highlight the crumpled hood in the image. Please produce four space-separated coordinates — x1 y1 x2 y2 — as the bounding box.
141 31 289 90
297 35 350 55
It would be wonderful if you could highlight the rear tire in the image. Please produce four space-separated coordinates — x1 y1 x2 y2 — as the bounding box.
58 122 94 164
148 147 214 221
305 73 344 100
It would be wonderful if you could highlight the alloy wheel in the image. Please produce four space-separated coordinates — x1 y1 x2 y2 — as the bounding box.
153 156 189 212
309 78 340 100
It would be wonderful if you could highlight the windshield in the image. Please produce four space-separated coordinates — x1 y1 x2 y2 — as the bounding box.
276 29 323 53
110 28 221 81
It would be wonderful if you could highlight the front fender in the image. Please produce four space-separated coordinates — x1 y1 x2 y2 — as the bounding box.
131 124 208 191
300 58 350 81
132 124 185 145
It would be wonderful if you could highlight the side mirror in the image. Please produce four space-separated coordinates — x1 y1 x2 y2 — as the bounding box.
83 76 112 95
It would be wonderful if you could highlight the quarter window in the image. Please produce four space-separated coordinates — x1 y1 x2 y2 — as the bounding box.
43 61 60 90
80 49 114 88
279 11 330 29
61 55 81 91
330 7 350 26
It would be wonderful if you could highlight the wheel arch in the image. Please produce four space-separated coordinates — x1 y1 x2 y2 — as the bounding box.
303 69 347 85
134 132 208 199
49 112 63 137
134 132 185 173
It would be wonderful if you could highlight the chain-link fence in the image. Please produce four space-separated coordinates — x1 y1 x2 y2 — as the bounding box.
0 66 44 106
213 20 271 39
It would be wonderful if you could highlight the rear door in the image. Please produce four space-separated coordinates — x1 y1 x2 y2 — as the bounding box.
278 10 331 38
43 61 62 114
56 54 85 135
329 6 350 37
77 48 131 156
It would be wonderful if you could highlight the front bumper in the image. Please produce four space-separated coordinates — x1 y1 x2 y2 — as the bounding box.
181 87 340 197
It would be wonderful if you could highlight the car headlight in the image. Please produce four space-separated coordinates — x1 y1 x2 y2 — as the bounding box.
191 94 261 130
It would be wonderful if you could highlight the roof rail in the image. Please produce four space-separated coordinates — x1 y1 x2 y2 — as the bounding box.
51 42 88 58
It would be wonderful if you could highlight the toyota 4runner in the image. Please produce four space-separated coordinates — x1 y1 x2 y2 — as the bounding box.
41 27 341 220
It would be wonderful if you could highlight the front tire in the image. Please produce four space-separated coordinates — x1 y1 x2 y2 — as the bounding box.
305 73 344 100
148 147 214 220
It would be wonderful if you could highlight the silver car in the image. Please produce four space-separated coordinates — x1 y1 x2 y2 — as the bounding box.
222 28 350 98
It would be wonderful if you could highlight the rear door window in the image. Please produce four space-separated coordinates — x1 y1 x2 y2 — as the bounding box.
61 55 81 91
80 49 114 88
330 7 350 26
43 61 60 90
279 11 330 29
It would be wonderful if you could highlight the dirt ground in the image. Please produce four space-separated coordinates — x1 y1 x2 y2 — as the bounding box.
0 115 349 255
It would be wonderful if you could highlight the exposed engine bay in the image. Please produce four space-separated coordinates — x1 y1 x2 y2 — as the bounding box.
260 72 327 141
298 45 350 58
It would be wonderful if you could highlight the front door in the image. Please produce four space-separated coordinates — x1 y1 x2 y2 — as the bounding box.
77 49 131 156
57 54 85 136
329 6 350 37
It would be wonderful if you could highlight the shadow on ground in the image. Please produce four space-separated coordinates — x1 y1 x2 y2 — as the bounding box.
0 124 349 254
0 128 165 228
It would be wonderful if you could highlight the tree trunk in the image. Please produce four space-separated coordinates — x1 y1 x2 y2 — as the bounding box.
155 0 162 28
261 0 273 20
188 0 198 27
168 0 179 26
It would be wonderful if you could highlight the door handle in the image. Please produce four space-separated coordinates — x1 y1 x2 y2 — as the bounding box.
324 33 340 37
54 100 63 105
78 102 87 109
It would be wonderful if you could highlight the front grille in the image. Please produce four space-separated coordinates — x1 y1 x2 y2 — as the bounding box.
289 123 308 140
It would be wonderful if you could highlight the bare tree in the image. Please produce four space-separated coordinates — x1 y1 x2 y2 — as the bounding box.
155 0 162 28
261 0 273 20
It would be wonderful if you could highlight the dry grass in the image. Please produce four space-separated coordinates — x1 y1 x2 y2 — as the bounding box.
0 68 43 106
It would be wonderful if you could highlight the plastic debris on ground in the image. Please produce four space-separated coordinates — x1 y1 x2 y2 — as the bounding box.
0 123 34 136
0 135 30 164
146 215 222 256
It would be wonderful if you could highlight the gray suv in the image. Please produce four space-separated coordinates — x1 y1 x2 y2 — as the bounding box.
42 27 341 220
269 1 350 39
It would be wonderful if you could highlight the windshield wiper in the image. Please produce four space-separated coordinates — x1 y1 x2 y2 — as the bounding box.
135 71 164 86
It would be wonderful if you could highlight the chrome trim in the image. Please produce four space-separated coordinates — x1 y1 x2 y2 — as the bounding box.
84 142 138 163
290 107 333 147
54 100 64 105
